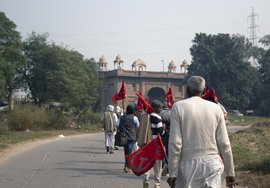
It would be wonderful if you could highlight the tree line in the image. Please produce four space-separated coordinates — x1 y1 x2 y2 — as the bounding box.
188 33 270 116
1 12 270 116
0 12 101 119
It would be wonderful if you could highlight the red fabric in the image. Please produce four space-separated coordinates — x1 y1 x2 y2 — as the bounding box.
136 93 153 113
202 87 218 103
137 91 143 111
136 91 150 111
165 88 174 108
112 81 126 104
126 134 165 176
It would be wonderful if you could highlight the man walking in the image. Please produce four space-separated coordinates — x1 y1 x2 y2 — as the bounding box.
167 76 236 188
101 105 118 154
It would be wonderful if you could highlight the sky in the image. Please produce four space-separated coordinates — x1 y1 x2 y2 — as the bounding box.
1 0 270 72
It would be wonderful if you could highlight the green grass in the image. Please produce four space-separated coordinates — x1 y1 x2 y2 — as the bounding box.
227 114 270 126
229 119 270 188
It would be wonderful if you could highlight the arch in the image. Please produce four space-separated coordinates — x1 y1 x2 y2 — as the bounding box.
147 87 166 104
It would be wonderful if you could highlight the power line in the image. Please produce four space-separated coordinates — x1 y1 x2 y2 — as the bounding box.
50 20 246 38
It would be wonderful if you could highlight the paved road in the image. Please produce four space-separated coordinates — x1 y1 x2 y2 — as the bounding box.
0 126 248 188
0 133 169 188
226 125 251 134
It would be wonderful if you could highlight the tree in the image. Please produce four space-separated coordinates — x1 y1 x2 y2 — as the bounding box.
21 32 50 105
259 34 270 47
253 35 270 116
0 12 25 109
22 32 101 114
188 33 259 110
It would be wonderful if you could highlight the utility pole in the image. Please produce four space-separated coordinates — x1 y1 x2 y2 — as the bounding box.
248 6 259 46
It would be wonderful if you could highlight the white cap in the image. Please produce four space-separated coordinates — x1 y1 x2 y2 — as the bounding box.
107 105 114 112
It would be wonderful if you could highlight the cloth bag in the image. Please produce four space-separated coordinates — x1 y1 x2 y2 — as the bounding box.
115 130 127 146
137 112 151 147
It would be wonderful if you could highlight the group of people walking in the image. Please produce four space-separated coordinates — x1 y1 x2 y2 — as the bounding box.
101 75 236 188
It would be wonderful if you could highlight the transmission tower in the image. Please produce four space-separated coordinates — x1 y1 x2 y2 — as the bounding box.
248 6 259 46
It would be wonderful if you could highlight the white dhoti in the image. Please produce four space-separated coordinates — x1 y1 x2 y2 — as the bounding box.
105 132 115 148
176 155 224 188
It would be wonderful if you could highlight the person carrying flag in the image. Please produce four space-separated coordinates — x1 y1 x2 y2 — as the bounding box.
117 105 140 173
143 100 168 188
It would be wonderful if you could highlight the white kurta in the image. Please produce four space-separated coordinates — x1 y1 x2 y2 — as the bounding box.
168 96 235 188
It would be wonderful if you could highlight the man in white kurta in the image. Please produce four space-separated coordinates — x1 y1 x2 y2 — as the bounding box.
167 76 236 188
101 105 118 154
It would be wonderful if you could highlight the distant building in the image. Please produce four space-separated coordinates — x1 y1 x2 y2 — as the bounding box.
98 55 189 111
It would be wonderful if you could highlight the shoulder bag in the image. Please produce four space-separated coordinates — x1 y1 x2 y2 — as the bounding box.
114 116 127 146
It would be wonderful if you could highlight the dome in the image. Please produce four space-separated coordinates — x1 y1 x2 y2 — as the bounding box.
182 59 188 66
99 55 107 65
132 58 146 67
132 58 146 71
114 54 123 62
98 55 108 71
114 54 124 69
168 60 176 68
180 59 189 73
168 60 176 73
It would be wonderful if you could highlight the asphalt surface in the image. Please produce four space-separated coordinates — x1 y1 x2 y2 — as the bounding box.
0 133 169 188
0 126 248 188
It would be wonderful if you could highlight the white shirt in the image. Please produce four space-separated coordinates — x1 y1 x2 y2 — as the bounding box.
168 96 235 177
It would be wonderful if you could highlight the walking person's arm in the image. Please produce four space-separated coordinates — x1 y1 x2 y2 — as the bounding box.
216 112 237 187
167 105 182 187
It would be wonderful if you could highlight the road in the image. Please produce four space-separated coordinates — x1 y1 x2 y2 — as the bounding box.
0 126 248 188
0 133 169 188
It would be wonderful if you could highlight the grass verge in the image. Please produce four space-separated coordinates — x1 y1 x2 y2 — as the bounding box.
229 118 270 188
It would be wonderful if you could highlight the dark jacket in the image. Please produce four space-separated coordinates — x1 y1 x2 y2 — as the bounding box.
119 114 137 141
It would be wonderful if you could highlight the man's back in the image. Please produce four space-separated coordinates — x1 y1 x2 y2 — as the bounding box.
170 96 228 160
167 76 236 188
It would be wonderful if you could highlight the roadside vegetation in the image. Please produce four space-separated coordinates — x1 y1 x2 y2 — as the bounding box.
0 105 103 152
227 114 270 188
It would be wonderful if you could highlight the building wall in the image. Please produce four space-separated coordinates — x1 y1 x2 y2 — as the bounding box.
99 69 187 111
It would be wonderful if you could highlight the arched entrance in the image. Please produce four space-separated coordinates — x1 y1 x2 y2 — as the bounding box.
148 87 165 104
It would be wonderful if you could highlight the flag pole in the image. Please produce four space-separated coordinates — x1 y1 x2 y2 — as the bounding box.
122 98 124 114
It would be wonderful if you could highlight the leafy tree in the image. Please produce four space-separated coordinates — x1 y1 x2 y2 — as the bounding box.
21 32 50 104
188 33 259 110
254 35 270 116
0 12 25 109
22 32 101 115
259 34 270 47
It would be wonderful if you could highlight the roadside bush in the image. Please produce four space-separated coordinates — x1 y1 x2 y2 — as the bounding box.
0 110 9 134
7 105 49 131
46 110 71 130
239 155 270 174
76 111 103 131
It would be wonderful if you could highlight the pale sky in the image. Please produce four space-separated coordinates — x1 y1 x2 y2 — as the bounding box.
1 0 270 71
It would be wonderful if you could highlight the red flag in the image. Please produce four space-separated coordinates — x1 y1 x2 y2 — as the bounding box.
112 81 126 104
136 93 153 113
137 91 143 111
202 87 218 103
126 135 165 176
165 88 174 108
